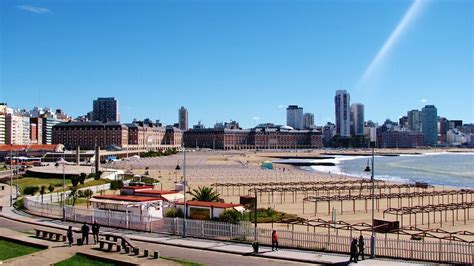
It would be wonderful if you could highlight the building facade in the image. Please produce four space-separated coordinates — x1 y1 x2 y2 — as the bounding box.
335 90 350 137
407 110 421 131
303 113 315 129
421 105 438 145
183 125 323 150
92 97 119 123
0 103 9 144
286 105 304 129
378 130 424 148
5 112 30 145
351 103 364 136
178 106 188 131
52 121 128 150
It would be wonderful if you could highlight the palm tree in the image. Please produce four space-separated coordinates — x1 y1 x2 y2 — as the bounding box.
188 186 221 202
40 185 46 203
68 187 79 206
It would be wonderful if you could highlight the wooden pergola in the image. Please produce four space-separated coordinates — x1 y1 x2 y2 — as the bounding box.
302 189 474 215
383 202 474 228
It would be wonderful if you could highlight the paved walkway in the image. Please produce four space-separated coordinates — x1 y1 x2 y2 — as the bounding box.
0 185 424 265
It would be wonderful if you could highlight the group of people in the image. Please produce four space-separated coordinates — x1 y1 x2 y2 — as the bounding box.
66 221 101 247
349 235 365 263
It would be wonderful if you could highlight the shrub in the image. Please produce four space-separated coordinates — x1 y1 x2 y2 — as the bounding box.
219 209 242 224
23 186 39 196
77 190 84 198
48 184 54 193
110 180 124 190
164 207 184 218
13 198 25 210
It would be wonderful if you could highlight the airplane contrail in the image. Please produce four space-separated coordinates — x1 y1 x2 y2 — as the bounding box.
357 0 426 88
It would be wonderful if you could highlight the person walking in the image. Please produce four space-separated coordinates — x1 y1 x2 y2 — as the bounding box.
349 238 358 263
271 230 279 251
81 222 90 245
66 226 74 247
92 221 100 244
358 235 365 260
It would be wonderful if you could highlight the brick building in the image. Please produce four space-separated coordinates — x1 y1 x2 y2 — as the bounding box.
52 121 128 150
378 130 424 148
183 125 323 150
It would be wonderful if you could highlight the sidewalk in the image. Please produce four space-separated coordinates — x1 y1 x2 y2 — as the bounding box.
0 188 423 265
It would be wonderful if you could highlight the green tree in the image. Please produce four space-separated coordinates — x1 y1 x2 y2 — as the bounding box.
71 176 80 187
188 186 221 202
23 186 39 196
48 184 54 193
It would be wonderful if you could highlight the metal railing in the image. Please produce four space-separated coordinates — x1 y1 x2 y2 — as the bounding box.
22 197 473 264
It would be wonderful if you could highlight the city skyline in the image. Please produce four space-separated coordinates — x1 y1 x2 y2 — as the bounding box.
1 0 472 128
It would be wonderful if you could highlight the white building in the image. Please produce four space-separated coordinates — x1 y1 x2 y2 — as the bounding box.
175 201 244 220
6 111 30 145
286 105 303 129
446 129 467 146
335 90 350 137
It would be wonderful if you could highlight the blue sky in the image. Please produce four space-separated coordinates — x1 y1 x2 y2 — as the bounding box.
1 0 472 128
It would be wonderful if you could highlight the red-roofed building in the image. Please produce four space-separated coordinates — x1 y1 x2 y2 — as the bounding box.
134 190 184 202
175 200 245 220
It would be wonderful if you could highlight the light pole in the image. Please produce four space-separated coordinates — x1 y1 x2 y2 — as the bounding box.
62 149 66 221
364 127 376 258
183 146 187 238
9 144 13 207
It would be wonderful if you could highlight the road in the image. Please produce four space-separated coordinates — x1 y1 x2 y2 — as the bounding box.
0 217 309 266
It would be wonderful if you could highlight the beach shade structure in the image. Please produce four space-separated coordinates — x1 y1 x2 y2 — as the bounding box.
261 161 273 170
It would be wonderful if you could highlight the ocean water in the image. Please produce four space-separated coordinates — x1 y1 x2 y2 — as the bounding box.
309 153 474 189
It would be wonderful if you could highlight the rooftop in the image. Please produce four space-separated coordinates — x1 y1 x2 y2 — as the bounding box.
93 195 162 202
176 200 243 209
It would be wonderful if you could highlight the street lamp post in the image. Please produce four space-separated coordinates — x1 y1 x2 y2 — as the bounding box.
364 127 376 258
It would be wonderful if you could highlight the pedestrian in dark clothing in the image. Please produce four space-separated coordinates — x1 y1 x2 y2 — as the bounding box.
358 235 365 260
92 221 100 244
67 226 73 247
271 230 279 251
349 238 358 263
81 222 90 245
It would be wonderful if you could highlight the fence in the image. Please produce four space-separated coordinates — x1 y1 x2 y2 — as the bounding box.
23 197 473 264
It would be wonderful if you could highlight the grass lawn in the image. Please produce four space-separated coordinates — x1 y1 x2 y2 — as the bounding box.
0 238 43 260
77 179 110 189
12 177 72 189
53 254 114 266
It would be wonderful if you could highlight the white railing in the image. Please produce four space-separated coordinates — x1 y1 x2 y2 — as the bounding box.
22 197 473 264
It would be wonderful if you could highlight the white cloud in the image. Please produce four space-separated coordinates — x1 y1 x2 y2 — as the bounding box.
17 5 51 14
277 105 284 108
421 99 427 103
252 116 260 120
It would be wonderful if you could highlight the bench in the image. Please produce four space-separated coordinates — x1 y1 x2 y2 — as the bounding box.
98 239 119 251
35 229 66 242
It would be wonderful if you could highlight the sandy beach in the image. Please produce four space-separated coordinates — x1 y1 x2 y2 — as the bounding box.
108 149 474 242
